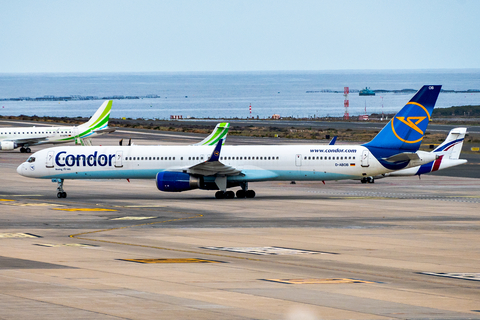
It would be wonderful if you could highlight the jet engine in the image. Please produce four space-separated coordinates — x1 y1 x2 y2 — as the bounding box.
0 141 17 150
156 171 202 192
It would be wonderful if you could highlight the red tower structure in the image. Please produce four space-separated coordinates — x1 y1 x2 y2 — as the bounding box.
343 87 349 120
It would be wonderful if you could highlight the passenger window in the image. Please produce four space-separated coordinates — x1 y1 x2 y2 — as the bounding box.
169 157 171 160
268 156 271 160
353 156 355 160
149 157 152 160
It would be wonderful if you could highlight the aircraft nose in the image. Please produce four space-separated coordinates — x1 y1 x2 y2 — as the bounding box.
17 163 25 176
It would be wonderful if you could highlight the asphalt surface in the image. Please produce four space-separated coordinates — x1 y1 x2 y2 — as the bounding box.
1 120 480 319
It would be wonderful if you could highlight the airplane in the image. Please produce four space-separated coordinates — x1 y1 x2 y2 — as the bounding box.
370 127 467 181
17 85 442 199
328 127 467 183
118 122 230 147
0 100 114 153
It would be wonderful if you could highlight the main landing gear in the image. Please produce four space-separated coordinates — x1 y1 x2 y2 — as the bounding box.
20 146 31 153
56 178 67 198
360 177 375 184
215 190 256 199
214 182 256 199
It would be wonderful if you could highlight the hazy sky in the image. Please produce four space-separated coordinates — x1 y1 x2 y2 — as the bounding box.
1 0 479 73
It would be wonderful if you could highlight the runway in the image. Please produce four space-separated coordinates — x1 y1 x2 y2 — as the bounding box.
1 127 480 319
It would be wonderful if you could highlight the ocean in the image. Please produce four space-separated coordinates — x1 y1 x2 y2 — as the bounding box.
1 70 479 119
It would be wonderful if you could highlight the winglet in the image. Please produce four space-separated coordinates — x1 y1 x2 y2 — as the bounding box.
193 123 230 146
208 138 224 162
328 136 337 145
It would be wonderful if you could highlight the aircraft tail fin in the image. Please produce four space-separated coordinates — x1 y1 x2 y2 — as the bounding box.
193 122 229 146
78 100 112 133
432 127 467 160
363 85 441 152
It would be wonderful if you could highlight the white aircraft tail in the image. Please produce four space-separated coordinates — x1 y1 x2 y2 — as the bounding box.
78 100 113 133
432 127 467 160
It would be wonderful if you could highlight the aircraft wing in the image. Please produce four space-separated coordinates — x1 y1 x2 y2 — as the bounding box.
186 138 242 176
5 136 49 146
187 161 241 176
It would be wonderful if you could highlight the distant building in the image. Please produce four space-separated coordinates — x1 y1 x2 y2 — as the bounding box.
272 114 281 119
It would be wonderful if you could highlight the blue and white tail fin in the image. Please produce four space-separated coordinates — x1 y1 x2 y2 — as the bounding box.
362 85 442 170
364 85 441 152
432 127 467 160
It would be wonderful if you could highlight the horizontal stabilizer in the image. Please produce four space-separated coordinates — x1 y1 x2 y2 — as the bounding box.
93 127 116 134
385 152 420 163
385 150 437 167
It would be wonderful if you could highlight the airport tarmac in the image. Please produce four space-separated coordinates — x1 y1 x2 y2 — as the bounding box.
1 128 480 319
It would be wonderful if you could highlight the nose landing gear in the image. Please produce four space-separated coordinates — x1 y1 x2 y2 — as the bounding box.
55 178 67 198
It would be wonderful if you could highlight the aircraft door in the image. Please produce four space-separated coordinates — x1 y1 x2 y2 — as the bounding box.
361 150 370 167
73 126 79 138
115 150 123 168
295 154 302 167
46 151 54 168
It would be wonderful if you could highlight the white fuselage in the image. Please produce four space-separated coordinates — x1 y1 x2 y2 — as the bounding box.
17 144 391 182
0 124 105 149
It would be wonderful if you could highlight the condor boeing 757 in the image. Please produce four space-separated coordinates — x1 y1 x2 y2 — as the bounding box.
1 100 114 153
18 86 441 199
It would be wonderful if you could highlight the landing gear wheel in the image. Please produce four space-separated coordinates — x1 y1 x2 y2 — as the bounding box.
56 179 66 199
361 178 367 184
25 147 31 153
20 147 26 153
245 190 256 198
236 190 246 198
225 191 235 199
215 191 225 199
367 177 375 183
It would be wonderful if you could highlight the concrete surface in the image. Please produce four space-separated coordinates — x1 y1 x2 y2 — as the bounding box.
1 126 479 319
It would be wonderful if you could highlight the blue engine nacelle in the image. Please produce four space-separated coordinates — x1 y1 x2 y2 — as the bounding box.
156 171 202 192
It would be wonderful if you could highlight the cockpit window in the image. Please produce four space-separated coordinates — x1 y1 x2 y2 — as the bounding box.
27 157 35 163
